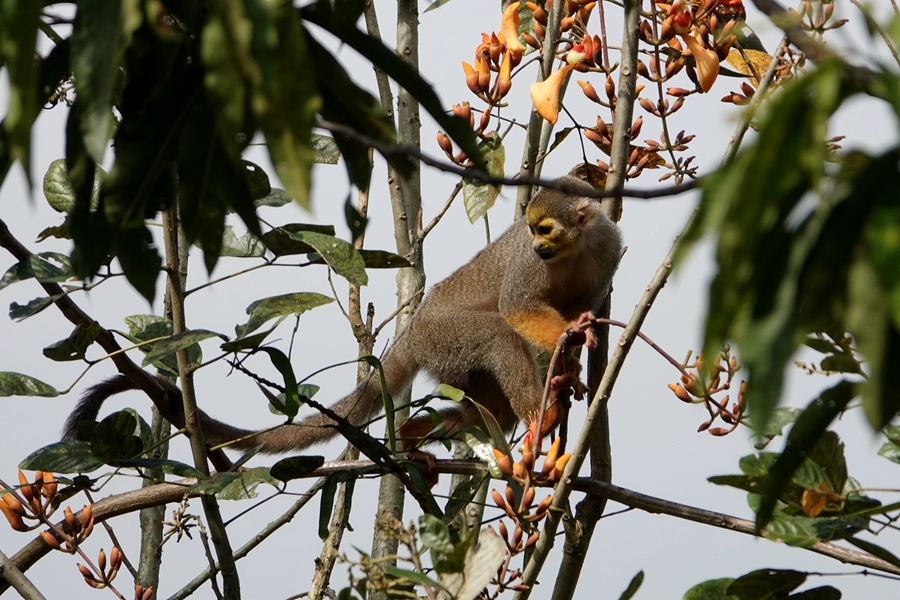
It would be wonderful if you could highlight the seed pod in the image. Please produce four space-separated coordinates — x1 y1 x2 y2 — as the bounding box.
577 80 601 104
709 427 729 436
513 524 524 548
65 506 79 534
637 60 650 79
596 160 609 172
78 563 96 581
670 97 685 114
492 489 509 511
740 82 755 97
639 97 657 114
534 20 545 42
111 546 122 571
526 2 547 25
595 116 609 139
498 520 509 541
520 486 536 512
436 132 453 155
522 32 540 49
605 75 615 100
505 485 517 508
525 532 540 548
639 20 653 43
667 87 691 97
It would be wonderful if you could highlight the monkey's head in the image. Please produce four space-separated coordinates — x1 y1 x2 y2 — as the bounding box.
526 182 598 261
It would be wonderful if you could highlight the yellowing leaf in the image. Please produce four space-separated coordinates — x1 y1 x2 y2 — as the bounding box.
726 48 774 87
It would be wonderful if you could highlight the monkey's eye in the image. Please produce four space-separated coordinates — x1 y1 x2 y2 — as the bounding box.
536 225 552 236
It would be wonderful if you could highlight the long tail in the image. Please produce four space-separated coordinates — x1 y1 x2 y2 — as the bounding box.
62 338 420 455
243 337 419 453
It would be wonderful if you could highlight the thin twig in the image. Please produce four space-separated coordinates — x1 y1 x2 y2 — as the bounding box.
316 122 701 201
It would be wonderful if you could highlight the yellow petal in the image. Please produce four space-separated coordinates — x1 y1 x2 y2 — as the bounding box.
680 31 719 93
529 65 574 124
501 3 526 55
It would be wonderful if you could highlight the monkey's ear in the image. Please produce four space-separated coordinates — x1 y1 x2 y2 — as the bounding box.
574 197 597 225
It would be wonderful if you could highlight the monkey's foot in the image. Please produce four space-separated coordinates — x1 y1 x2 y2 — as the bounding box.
566 311 597 350
406 449 439 488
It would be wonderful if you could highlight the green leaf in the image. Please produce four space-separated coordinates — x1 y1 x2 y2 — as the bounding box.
178 96 259 275
842 536 900 569
262 223 337 256
683 578 737 600
19 441 104 474
547 126 575 156
71 0 135 163
255 187 293 208
0 0 41 179
221 323 281 352
618 571 645 600
242 160 271 200
345 196 367 242
382 565 441 589
270 456 326 482
43 155 100 214
116 224 162 304
312 134 341 164
359 355 394 450
257 347 301 417
90 411 143 464
293 230 367 286
756 382 856 530
216 467 279 500
243 292 334 335
124 314 201 375
679 61 851 435
319 472 339 539
217 226 267 258
788 587 840 600
463 134 505 223
9 295 61 321
262 4 320 208
430 384 467 402
443 472 488 523
419 514 454 554
878 441 900 464
43 322 102 362
867 202 900 328
141 329 223 367
761 408 802 437
119 458 201 478
725 569 807 599
0 372 59 397
189 472 241 496
424 0 455 12
443 530 505 599
847 250 898 428
358 250 412 269
819 353 862 374
0 252 73 291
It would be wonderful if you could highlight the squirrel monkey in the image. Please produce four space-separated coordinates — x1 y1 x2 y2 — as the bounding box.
63 176 622 454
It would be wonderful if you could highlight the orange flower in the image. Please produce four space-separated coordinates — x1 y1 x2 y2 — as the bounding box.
668 2 719 92
530 64 574 124
500 3 526 58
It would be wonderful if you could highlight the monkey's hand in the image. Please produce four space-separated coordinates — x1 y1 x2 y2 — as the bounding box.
551 350 588 401
565 311 597 350
405 449 439 488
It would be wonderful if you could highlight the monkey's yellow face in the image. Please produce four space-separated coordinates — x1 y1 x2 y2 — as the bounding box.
527 214 575 261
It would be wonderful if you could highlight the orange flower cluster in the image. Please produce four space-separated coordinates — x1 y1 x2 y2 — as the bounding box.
77 546 124 590
0 470 58 532
461 4 525 105
667 350 747 437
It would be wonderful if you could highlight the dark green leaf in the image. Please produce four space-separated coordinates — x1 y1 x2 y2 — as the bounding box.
424 0 455 11
547 127 575 155
141 329 223 367
359 355 394 450
345 196 368 242
319 472 339 539
725 569 806 599
683 578 737 600
257 347 300 417
819 354 862 374
242 160 271 200
43 322 102 362
842 536 900 569
430 384 466 402
761 408 802 437
0 372 59 397
619 571 644 600
9 295 60 321
216 467 279 500
221 324 280 352
261 7 319 208
71 0 134 162
443 472 488 523
756 382 855 530
300 3 481 168
116 224 162 303
886 423 900 446
90 411 143 464
788 586 840 600
0 252 73 291
270 456 326 482
0 0 41 179
262 223 336 256
382 565 441 589
19 441 104 474
243 292 334 335
124 314 201 375
358 250 412 269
